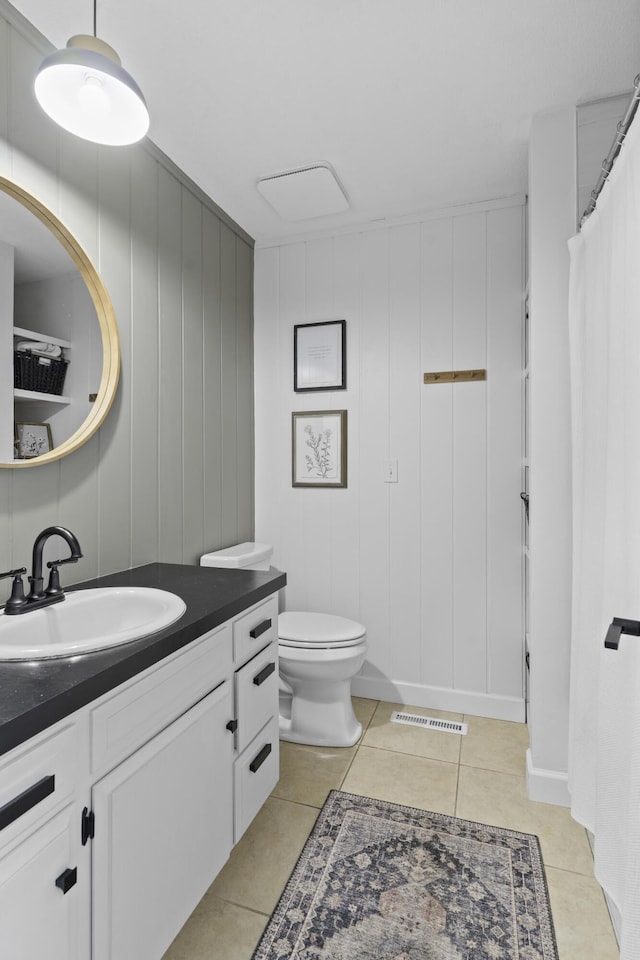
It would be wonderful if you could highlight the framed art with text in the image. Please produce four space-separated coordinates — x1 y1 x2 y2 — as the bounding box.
294 319 346 392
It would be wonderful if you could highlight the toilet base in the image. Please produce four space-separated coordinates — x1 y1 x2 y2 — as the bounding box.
278 637 367 748
278 685 362 748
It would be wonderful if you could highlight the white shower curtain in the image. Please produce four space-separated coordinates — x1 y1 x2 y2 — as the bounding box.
568 109 640 959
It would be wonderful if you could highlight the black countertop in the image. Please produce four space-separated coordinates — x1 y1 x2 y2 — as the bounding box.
0 562 286 758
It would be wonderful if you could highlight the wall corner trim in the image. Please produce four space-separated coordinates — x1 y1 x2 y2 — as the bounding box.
526 748 571 807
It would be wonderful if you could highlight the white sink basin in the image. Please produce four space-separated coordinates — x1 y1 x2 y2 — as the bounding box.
0 587 187 660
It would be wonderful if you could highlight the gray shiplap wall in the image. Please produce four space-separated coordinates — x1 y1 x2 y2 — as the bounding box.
0 2 254 590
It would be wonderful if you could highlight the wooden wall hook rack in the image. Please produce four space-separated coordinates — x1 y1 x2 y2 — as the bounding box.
423 369 487 385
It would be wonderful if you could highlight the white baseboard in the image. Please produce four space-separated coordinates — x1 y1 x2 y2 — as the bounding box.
351 675 525 722
525 748 571 806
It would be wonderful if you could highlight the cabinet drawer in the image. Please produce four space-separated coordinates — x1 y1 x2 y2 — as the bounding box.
0 724 79 850
233 596 278 666
91 624 232 775
235 642 278 754
234 716 279 843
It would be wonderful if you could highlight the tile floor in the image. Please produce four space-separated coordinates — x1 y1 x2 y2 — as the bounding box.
163 699 619 960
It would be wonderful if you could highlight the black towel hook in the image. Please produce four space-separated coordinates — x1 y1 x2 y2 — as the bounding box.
604 617 640 650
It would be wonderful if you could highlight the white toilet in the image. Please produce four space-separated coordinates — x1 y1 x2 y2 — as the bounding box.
200 542 367 748
278 611 367 747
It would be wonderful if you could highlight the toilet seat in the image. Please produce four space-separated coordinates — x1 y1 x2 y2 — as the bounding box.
278 610 367 747
279 611 366 649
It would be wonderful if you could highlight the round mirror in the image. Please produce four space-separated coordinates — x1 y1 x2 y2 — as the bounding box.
0 177 119 467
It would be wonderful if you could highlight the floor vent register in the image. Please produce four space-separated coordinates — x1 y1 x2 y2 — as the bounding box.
390 712 468 735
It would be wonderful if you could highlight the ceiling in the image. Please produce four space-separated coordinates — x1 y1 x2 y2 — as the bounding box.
8 0 640 243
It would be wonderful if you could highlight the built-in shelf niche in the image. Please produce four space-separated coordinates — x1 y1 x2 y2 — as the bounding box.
13 327 72 406
14 389 71 404
13 325 72 349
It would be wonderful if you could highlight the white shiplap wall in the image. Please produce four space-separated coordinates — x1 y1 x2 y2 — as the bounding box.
255 198 525 721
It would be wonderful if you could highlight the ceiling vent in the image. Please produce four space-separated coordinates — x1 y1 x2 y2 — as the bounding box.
256 163 349 221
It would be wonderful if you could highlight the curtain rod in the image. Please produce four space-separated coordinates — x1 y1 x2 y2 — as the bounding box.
581 73 640 224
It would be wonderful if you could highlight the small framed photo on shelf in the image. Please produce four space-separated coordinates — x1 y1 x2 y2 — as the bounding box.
292 410 347 488
294 319 346 392
14 422 52 459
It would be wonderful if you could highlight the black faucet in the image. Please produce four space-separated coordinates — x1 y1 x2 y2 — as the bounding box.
0 526 83 616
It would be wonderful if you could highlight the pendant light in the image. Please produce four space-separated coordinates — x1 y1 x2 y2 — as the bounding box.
34 0 149 146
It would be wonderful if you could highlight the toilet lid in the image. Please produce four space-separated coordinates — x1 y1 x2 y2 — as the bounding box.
279 611 366 648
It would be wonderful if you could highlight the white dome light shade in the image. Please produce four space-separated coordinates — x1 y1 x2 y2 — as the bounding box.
35 35 149 146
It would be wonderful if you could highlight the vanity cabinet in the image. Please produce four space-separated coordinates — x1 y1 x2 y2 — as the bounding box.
0 722 88 960
231 596 280 842
0 589 281 960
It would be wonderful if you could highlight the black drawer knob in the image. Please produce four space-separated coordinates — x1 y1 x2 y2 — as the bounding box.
55 867 77 894
249 742 272 773
249 619 272 640
253 662 276 686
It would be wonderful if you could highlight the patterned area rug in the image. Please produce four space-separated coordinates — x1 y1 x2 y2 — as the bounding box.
252 790 558 960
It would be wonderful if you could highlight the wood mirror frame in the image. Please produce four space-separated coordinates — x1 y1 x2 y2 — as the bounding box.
0 177 120 467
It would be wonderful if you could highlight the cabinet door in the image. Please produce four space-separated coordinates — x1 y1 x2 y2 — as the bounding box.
0 803 83 960
92 680 234 960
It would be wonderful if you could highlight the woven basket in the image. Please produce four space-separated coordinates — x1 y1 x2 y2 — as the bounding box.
14 351 69 396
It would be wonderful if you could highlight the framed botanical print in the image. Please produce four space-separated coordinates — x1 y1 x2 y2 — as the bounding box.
292 410 347 488
14 421 52 459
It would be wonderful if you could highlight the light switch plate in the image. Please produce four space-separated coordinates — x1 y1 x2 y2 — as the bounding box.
384 459 398 483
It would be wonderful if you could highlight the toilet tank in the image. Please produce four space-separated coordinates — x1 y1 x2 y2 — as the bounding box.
200 542 273 571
